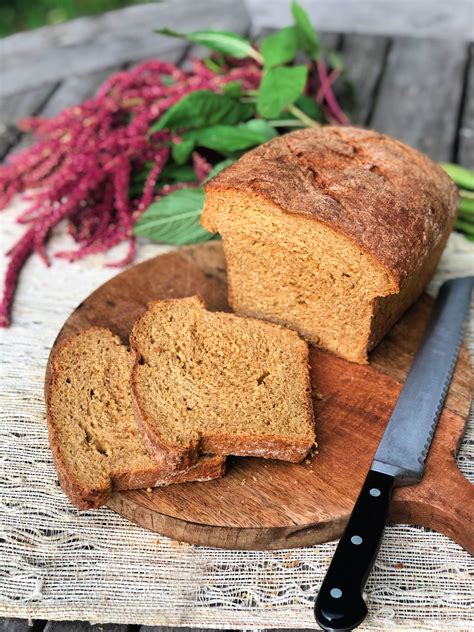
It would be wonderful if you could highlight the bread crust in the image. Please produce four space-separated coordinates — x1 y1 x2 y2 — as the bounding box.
130 296 315 466
203 126 458 290
45 327 225 510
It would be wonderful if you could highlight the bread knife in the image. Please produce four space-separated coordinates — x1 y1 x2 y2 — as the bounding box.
314 276 473 632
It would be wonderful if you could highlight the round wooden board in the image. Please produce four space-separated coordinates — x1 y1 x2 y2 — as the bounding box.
47 242 474 552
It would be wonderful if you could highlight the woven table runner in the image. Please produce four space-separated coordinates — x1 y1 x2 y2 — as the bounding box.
1 198 473 630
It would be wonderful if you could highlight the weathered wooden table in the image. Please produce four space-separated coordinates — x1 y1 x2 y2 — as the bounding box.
1 1 473 630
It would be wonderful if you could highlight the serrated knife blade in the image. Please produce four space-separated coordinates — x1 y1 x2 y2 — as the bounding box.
315 276 473 632
372 275 473 485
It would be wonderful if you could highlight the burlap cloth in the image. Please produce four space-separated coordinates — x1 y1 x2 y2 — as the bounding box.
1 198 473 630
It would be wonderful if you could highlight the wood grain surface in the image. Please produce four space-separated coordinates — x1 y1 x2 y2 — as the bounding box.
46 242 474 552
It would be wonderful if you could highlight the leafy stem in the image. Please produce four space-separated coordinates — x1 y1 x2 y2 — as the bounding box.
268 119 309 128
248 49 265 65
287 104 320 128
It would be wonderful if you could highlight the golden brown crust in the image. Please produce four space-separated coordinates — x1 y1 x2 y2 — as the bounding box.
45 327 225 510
129 300 204 470
201 433 313 462
130 296 315 465
130 379 201 470
111 455 225 493
203 126 458 289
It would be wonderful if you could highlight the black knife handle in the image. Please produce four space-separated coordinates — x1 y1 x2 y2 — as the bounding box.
314 469 395 631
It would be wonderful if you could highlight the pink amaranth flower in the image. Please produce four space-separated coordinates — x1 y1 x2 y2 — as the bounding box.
0 52 348 327
0 58 261 325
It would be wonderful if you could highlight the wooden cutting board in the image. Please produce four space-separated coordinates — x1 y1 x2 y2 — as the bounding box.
47 242 474 552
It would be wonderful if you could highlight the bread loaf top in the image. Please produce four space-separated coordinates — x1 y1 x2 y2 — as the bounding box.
203 126 458 289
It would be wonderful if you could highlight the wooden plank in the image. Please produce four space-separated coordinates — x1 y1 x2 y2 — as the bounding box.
5 67 122 158
4 3 249 157
0 619 31 632
369 37 468 161
340 34 390 125
1 0 250 97
0 83 57 158
246 0 474 41
140 628 230 632
319 32 341 52
254 26 340 51
40 67 120 118
43 622 129 632
457 45 474 168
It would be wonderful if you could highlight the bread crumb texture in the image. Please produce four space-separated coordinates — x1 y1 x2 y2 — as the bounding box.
202 126 458 363
46 328 225 509
130 297 315 465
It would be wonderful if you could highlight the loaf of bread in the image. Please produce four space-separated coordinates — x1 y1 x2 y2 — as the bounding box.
202 126 458 363
130 296 315 468
46 328 225 509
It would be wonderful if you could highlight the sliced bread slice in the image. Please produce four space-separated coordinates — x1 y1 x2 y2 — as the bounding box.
46 327 225 509
130 296 315 469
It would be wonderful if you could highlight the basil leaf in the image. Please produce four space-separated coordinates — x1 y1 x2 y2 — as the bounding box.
294 94 324 121
184 119 277 153
291 0 320 59
440 163 474 191
205 159 236 181
260 26 299 68
456 218 474 236
134 188 213 245
150 90 254 133
203 57 224 74
460 196 474 215
172 139 195 165
244 118 280 135
257 65 308 118
156 28 261 62
223 81 242 98
327 50 345 71
160 163 197 182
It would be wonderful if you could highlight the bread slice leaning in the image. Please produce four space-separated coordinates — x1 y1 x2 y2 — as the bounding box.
46 328 225 509
130 296 315 469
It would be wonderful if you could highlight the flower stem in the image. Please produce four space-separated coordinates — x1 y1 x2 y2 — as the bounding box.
248 49 264 65
287 104 320 128
268 119 309 128
316 59 350 125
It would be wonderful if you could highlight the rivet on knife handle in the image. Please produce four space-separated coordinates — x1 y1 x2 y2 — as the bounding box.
314 276 473 632
315 469 394 632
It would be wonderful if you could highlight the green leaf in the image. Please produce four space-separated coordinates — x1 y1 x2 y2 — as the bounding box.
159 163 197 182
203 57 224 74
459 196 474 215
327 50 345 71
223 81 243 98
455 218 474 236
205 158 236 181
150 90 254 133
171 139 195 164
257 65 308 118
440 163 474 190
156 28 262 62
245 118 280 135
184 119 277 153
134 188 213 245
260 26 299 68
294 94 324 121
291 0 320 59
